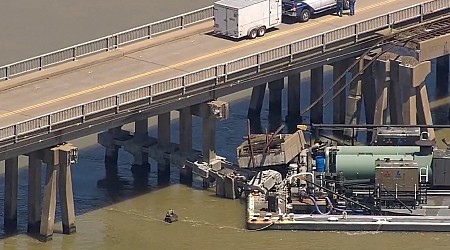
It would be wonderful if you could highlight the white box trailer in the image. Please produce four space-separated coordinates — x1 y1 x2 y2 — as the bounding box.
214 0 282 39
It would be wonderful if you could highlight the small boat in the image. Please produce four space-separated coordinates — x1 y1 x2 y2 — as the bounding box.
164 209 178 223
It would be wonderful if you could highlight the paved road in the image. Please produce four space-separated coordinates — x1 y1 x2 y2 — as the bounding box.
0 0 428 128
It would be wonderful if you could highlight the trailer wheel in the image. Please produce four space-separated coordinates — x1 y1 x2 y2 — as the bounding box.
299 9 311 22
248 29 257 39
257 26 266 37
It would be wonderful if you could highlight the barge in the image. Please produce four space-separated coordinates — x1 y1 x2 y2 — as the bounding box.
237 126 450 232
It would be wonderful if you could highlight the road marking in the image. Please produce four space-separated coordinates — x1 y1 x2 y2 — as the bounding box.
0 0 404 119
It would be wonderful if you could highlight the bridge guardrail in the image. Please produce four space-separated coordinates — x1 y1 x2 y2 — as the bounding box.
0 6 214 81
0 0 449 144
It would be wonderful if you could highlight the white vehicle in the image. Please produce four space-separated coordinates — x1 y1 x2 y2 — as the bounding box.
213 0 282 39
282 0 349 22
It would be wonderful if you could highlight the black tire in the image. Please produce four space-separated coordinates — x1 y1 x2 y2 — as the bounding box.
248 28 257 39
257 26 266 37
344 0 350 10
299 9 311 22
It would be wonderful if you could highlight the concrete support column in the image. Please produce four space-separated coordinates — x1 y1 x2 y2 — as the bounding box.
373 59 390 126
344 59 362 138
28 151 42 234
131 119 150 189
247 83 266 118
332 61 349 124
268 79 284 132
101 127 122 184
158 113 172 186
202 116 216 164
362 59 377 143
417 82 435 140
436 55 449 94
287 73 301 132
179 108 193 185
310 66 324 124
388 60 404 124
58 147 76 235
40 150 58 242
4 156 19 232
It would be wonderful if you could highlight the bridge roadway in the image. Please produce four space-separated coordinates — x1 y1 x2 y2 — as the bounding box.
0 0 447 159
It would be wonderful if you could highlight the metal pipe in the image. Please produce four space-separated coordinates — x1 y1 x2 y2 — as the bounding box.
305 179 373 211
288 173 314 185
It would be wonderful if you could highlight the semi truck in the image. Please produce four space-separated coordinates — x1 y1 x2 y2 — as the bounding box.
213 0 282 39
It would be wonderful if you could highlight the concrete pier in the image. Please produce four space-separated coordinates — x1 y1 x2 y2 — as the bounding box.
436 55 449 93
332 61 349 125
178 108 193 185
158 112 172 185
248 83 266 118
58 145 77 235
268 79 284 132
373 56 392 126
287 73 301 132
40 150 58 242
344 59 362 138
4 156 19 232
310 66 324 124
28 151 42 234
39 144 78 242
131 119 150 189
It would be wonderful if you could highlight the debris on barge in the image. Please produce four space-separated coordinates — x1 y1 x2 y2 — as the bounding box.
234 125 450 232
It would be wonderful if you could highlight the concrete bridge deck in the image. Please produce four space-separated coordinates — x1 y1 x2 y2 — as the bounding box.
0 0 432 128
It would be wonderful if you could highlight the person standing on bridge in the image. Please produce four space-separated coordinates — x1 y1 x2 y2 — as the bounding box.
336 0 344 17
349 0 356 16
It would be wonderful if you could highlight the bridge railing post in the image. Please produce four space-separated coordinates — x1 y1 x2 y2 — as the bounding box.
148 25 152 39
181 16 185 29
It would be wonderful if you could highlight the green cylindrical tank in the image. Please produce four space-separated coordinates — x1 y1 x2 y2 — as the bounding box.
332 146 433 180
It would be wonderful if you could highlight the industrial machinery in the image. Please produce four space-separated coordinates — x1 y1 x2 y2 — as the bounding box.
242 126 450 216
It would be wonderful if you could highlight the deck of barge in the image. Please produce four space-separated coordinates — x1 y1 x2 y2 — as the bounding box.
247 192 450 232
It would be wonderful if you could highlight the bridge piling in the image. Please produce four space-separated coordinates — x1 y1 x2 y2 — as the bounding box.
436 55 449 93
286 73 301 133
97 127 123 188
332 60 351 127
310 66 324 124
39 144 78 241
247 83 266 119
268 79 284 132
388 60 404 124
39 149 58 242
373 56 391 127
178 109 194 185
4 156 19 233
130 119 151 189
158 112 172 185
344 58 362 139
27 151 42 234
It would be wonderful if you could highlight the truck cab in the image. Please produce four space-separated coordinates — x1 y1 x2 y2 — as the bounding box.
282 0 349 22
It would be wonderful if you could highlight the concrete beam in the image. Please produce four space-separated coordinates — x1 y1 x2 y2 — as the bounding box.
190 100 229 120
4 156 19 232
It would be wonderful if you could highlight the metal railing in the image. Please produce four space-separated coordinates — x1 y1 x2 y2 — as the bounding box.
0 6 214 81
0 0 449 144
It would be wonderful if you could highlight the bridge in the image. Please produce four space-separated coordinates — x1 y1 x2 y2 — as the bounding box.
1 0 450 241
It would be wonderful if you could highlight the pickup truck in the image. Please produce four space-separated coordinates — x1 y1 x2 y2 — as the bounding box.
282 0 349 22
